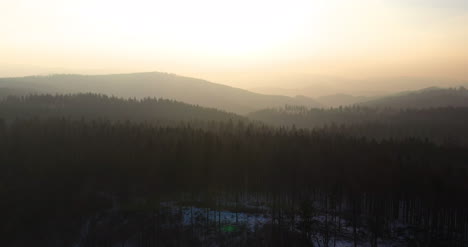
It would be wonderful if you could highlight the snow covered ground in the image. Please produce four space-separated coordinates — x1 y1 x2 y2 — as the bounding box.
73 199 413 247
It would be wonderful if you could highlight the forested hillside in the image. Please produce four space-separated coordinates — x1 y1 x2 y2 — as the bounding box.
0 93 246 124
316 94 372 107
2 93 468 247
0 87 36 98
249 105 468 147
5 0 468 246
0 73 322 114
1 118 467 246
359 87 468 108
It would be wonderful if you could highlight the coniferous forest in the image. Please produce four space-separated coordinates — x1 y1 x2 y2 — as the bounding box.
4 0 468 245
1 94 468 247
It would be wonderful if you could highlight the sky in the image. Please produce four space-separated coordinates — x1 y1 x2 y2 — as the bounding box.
1 0 467 93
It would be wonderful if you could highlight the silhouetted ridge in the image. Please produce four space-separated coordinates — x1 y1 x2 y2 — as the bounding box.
0 93 246 124
0 72 322 114
359 86 468 108
248 105 468 146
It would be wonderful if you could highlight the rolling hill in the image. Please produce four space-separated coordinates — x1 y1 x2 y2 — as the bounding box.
0 87 37 98
359 86 468 108
0 93 246 124
0 72 322 114
316 94 372 107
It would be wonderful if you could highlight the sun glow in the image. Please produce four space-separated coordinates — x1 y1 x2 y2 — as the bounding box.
68 0 335 58
1 0 337 59
1 0 468 85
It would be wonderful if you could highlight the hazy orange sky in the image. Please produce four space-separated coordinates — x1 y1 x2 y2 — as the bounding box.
1 0 467 91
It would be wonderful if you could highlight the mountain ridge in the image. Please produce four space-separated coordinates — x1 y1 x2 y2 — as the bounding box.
358 86 468 108
0 72 322 114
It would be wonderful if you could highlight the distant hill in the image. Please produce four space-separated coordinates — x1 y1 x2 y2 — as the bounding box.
316 94 372 107
248 105 468 127
0 87 37 98
248 105 468 146
359 87 468 108
0 93 246 124
0 72 322 114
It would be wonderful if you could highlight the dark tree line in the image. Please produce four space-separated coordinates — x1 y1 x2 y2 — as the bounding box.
249 105 468 127
2 93 468 246
359 86 468 109
0 93 246 124
249 105 468 147
1 117 468 246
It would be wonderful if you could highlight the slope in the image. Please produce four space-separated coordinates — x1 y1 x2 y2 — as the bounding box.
0 72 322 114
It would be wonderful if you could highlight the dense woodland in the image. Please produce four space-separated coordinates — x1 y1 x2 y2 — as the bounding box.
359 87 468 109
249 105 468 147
1 94 468 247
0 93 245 124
